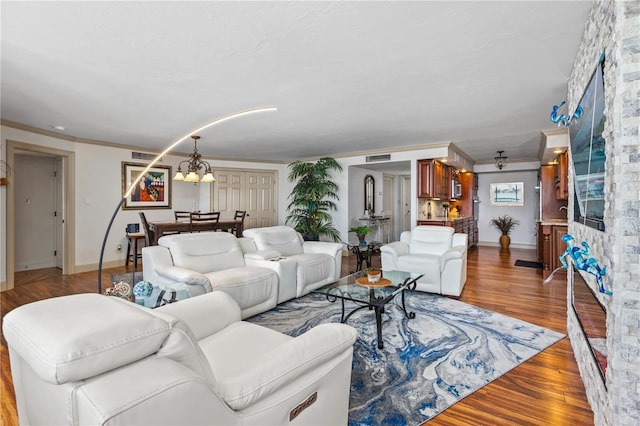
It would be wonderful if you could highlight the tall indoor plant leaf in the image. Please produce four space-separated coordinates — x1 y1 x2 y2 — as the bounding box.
286 157 343 241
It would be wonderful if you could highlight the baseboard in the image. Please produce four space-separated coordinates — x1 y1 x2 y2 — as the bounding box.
0 280 9 292
75 259 123 273
477 241 536 250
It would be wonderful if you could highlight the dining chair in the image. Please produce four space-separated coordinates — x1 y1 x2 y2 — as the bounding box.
125 223 146 270
174 211 191 221
234 210 247 221
138 212 155 246
189 211 220 232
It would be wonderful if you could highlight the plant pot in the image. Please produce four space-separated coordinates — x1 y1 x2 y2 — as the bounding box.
367 270 381 283
358 235 367 245
499 234 511 249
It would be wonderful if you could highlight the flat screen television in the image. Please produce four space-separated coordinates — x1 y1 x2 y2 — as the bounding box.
569 54 606 232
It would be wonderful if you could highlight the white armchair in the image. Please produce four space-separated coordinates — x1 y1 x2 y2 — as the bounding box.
243 226 343 298
380 226 468 296
3 291 357 425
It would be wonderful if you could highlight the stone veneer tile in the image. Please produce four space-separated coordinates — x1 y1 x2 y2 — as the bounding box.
567 1 640 424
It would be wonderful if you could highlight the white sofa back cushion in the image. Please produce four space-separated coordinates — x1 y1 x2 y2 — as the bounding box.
2 294 170 384
408 226 454 255
168 232 246 273
252 227 304 257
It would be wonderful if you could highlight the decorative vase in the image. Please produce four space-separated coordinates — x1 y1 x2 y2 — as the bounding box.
499 234 511 249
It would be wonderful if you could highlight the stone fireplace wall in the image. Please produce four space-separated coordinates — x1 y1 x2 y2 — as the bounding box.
566 1 640 425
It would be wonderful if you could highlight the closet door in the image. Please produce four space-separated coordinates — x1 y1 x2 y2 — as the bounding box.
246 171 276 229
213 169 276 229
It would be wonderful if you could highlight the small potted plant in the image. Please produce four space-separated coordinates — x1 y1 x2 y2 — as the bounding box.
490 215 520 249
349 225 372 245
364 267 381 283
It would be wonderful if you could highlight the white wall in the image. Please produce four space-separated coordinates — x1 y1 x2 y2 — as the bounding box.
476 170 538 248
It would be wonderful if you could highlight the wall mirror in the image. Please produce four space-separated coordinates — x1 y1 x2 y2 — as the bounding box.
364 175 375 213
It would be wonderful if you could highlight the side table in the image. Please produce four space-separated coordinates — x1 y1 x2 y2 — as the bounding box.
345 241 381 272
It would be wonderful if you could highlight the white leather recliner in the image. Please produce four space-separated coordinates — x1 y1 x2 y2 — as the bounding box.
3 291 357 425
142 232 279 319
242 226 343 298
380 226 468 296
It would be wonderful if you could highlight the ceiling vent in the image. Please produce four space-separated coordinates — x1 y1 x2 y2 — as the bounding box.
365 154 391 163
132 151 161 161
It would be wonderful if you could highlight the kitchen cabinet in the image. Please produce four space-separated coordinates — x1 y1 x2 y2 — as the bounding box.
417 217 477 247
417 159 450 199
540 165 567 219
555 151 569 200
536 221 568 280
458 172 476 218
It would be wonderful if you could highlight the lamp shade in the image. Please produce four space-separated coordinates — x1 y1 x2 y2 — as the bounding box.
185 171 199 182
201 172 215 182
173 171 185 181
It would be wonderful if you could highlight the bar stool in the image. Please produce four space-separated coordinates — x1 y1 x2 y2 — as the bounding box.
125 223 146 270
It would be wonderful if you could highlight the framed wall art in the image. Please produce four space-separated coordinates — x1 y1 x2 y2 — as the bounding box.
490 182 524 206
122 162 172 210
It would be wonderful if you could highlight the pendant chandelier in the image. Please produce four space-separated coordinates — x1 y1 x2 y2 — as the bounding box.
173 135 215 183
494 150 508 170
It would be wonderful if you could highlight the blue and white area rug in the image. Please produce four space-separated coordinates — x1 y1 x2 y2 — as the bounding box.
247 292 564 425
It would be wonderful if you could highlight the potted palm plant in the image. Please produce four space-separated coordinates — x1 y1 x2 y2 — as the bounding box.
349 225 372 245
285 157 343 241
490 215 520 249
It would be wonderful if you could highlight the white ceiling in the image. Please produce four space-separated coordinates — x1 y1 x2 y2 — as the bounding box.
1 1 591 165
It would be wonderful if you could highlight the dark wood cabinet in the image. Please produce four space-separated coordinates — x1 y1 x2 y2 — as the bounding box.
417 159 450 199
458 172 476 218
417 159 434 198
537 221 568 279
417 217 477 247
541 165 568 219
555 151 569 200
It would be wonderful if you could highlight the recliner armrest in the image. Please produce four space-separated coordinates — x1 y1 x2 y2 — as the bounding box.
440 246 466 269
380 241 409 257
156 292 241 340
155 266 212 291
215 323 357 410
244 249 281 261
302 241 342 256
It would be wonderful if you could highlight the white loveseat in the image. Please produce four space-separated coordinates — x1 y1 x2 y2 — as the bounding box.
242 226 343 298
3 291 357 425
380 226 468 297
142 232 280 319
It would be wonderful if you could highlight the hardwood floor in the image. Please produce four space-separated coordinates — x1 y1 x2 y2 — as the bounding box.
0 246 594 425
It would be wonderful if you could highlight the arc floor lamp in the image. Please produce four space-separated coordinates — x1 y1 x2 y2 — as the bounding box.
98 106 277 293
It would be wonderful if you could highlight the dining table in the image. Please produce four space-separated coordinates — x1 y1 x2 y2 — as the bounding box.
147 219 244 245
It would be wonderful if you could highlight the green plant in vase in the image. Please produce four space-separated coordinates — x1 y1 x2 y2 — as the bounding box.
490 215 520 249
285 157 343 241
349 225 372 245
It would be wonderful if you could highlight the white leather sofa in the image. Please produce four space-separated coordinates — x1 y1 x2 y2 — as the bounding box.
3 291 357 425
380 226 468 297
142 232 279 319
242 226 343 298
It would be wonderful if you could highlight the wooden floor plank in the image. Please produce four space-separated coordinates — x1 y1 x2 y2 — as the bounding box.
0 246 594 425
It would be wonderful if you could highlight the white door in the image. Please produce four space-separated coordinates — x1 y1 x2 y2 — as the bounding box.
383 174 394 243
14 154 57 271
213 169 277 229
54 157 64 268
401 175 412 232
246 171 276 229
212 170 243 219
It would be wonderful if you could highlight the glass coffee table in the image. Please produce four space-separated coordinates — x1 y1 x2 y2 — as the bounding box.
312 270 423 349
